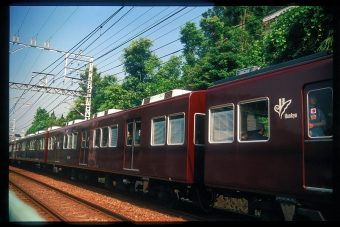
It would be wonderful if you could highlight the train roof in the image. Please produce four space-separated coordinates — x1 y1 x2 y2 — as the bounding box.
211 51 332 88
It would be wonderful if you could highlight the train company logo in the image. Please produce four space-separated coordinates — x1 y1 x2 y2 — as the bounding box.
274 98 297 119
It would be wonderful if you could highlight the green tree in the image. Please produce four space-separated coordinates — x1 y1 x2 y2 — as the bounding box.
73 65 120 119
118 36 170 107
120 37 160 86
56 114 67 126
26 108 49 134
180 22 205 66
181 6 270 90
264 6 333 65
47 111 58 128
98 83 133 110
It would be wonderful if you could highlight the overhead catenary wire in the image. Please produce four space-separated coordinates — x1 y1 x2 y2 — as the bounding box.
11 7 129 131
10 6 209 133
12 6 263 133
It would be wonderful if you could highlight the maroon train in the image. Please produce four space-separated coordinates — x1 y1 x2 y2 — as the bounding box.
9 51 334 220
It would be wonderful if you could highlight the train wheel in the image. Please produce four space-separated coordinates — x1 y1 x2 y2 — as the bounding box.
260 200 285 221
195 188 215 212
157 187 179 208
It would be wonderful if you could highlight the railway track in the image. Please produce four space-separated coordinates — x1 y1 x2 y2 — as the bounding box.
9 165 259 221
9 170 133 222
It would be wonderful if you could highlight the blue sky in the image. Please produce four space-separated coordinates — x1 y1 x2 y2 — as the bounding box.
9 5 212 135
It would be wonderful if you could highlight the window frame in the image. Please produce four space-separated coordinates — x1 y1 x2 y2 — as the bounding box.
208 104 234 144
109 124 118 147
167 112 185 145
151 116 166 146
72 133 77 149
81 129 90 148
238 97 270 143
100 127 109 147
307 87 333 138
94 128 101 148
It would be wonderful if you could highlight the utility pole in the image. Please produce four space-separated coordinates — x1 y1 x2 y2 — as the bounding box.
9 119 15 140
9 39 93 120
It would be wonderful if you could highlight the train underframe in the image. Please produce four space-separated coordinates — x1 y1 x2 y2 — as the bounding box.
10 159 332 221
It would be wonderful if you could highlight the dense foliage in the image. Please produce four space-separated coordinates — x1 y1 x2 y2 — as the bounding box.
25 6 334 135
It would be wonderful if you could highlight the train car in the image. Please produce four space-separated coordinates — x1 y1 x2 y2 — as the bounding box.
15 89 207 206
11 131 48 168
9 51 335 220
203 51 334 220
9 138 17 161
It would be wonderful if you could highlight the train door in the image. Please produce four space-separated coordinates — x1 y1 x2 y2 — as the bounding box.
194 113 205 183
303 81 333 192
34 139 38 159
79 129 89 165
54 134 62 162
124 118 141 171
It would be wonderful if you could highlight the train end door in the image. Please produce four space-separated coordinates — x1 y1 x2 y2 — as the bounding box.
79 129 89 165
123 119 141 171
303 81 333 193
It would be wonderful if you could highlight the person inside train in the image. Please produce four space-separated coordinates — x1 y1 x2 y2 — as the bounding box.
135 129 141 145
308 93 326 137
247 123 268 140
241 131 250 141
127 131 132 145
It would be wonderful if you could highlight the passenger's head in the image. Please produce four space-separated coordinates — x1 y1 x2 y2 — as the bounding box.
309 94 317 105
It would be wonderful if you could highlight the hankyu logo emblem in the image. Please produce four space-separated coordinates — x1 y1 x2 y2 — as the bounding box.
311 108 316 114
274 98 292 119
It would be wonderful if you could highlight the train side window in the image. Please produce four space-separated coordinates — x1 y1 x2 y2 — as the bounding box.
31 140 36 150
151 116 166 145
194 113 205 145
101 127 109 147
109 125 118 147
127 123 133 146
238 98 269 142
42 138 45 150
48 137 53 150
58 135 63 149
307 87 333 138
209 105 234 143
72 133 77 149
81 129 89 148
168 113 185 145
51 136 56 150
135 121 141 146
67 134 72 148
94 128 100 148
63 135 68 149
37 139 40 150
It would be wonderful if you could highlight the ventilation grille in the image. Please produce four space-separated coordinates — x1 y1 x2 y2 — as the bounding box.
93 109 122 118
66 119 85 125
142 98 150 105
165 91 173 99
141 89 191 105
